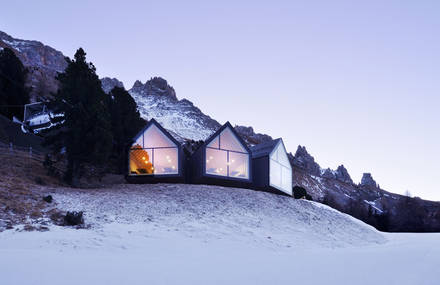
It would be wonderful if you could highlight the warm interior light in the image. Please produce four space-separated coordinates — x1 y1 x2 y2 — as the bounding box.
142 157 146 160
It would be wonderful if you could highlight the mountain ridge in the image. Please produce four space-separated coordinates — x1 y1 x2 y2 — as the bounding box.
2 30 439 232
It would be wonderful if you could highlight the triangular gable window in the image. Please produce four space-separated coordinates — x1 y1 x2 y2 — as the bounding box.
205 125 249 179
129 123 178 176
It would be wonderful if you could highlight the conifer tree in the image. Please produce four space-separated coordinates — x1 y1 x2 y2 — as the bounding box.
45 48 113 186
0 48 30 120
107 86 146 173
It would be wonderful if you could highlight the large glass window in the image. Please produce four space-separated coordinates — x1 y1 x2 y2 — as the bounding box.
129 124 178 175
205 126 249 179
269 141 292 194
206 148 227 176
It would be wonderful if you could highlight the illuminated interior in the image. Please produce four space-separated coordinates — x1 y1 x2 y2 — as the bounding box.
129 124 178 175
205 127 249 179
269 141 292 194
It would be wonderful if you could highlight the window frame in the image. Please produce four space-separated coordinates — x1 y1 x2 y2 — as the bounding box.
128 120 181 177
129 146 179 176
268 141 292 194
204 127 251 181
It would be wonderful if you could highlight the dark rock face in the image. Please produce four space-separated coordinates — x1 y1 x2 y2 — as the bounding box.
64 211 84 226
335 165 353 184
292 146 321 177
130 77 178 101
321 165 353 184
361 173 377 188
234 125 272 146
0 31 67 101
101 77 124 94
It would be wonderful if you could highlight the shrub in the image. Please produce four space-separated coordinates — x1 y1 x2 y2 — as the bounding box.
293 186 312 200
43 195 53 203
64 211 84 226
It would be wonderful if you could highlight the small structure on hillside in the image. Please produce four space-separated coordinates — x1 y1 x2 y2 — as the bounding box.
251 138 292 196
126 119 185 183
189 122 252 188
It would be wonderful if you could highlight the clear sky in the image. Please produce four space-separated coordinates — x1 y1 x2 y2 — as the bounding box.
2 0 439 200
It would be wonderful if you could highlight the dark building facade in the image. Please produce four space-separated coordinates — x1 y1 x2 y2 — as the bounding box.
251 138 293 196
188 122 253 189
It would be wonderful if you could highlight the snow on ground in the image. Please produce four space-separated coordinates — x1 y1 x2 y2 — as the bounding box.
0 184 438 285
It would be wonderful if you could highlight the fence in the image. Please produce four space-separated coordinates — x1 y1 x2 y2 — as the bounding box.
0 140 65 174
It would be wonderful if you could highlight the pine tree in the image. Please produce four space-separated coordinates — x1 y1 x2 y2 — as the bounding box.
0 48 30 120
44 48 113 186
107 86 146 173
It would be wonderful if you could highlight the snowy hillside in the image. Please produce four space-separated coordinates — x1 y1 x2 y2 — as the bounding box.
24 183 385 248
1 183 439 285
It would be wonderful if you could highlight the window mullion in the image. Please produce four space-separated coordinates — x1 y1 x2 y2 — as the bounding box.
227 150 230 177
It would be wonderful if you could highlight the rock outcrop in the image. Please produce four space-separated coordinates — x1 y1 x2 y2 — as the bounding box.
234 125 272 146
292 146 321 177
361 173 377 188
130 77 178 101
335 165 353 184
101 77 124 94
0 31 67 101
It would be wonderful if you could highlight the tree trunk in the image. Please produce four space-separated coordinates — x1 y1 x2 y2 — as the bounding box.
66 158 81 187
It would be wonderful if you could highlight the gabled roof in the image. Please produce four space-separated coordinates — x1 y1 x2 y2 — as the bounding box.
250 138 282 159
131 118 181 147
203 121 251 154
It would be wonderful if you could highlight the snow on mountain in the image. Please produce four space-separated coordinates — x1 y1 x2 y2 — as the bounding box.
0 31 67 100
2 29 439 232
128 77 221 141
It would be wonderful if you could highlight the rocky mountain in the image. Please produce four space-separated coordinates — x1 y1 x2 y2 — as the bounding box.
2 30 439 232
101 77 124 94
291 146 322 177
361 173 378 188
0 31 67 101
128 77 221 141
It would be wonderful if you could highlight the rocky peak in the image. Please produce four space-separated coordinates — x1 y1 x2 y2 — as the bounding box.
322 168 336 179
132 80 143 89
335 165 353 184
292 145 321 176
130 77 177 101
101 77 124 94
234 125 272 146
361 173 377 188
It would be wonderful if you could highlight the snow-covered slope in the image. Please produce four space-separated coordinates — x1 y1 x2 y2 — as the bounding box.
1 184 439 285
45 183 385 248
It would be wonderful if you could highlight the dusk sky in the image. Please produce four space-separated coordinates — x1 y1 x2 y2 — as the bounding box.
2 0 439 200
